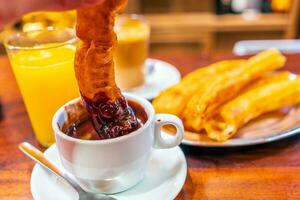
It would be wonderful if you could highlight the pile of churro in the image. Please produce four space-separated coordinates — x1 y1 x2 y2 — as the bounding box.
153 49 300 142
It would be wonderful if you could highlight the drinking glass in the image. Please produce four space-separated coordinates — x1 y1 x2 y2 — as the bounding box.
4 28 80 147
114 14 150 90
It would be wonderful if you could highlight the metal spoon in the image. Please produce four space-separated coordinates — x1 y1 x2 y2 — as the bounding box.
146 59 156 75
19 142 116 200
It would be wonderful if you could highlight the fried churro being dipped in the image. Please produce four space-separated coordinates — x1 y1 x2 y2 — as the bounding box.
75 0 140 139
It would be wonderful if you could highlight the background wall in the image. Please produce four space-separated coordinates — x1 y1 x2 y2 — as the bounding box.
127 0 300 53
0 0 299 54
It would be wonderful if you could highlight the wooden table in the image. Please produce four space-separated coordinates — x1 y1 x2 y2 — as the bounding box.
1 53 300 200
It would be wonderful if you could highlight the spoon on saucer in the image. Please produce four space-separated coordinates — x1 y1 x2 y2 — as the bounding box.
19 142 116 200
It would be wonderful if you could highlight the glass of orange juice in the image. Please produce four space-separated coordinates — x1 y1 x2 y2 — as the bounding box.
4 28 80 147
114 15 150 90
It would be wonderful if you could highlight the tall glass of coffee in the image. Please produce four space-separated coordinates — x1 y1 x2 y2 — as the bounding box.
114 14 150 90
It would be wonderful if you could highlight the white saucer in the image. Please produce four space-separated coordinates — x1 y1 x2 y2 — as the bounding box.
123 59 181 100
31 144 187 200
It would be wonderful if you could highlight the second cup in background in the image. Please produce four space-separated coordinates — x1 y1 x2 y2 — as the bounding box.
114 14 150 90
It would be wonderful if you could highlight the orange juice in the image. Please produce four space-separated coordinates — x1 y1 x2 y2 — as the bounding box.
114 15 150 90
5 29 79 147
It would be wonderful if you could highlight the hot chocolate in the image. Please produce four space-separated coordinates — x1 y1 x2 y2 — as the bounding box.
62 100 147 140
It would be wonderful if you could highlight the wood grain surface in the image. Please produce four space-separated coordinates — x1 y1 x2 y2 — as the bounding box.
1 53 300 200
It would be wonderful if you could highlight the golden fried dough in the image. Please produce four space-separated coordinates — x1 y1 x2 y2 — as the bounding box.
204 72 300 141
75 0 127 100
152 60 245 116
75 0 140 139
182 49 286 132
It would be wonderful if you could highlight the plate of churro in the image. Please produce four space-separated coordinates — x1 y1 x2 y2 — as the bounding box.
153 49 300 147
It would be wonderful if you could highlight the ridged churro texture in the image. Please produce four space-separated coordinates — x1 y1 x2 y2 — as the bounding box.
152 49 298 142
152 60 246 116
182 49 286 132
74 0 140 139
75 0 127 100
205 72 300 141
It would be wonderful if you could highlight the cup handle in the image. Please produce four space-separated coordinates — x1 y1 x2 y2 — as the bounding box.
153 114 184 149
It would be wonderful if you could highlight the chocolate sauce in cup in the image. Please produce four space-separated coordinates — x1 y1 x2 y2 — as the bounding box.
62 100 148 140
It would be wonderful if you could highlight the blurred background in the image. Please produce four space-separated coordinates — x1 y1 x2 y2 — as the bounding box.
0 0 299 54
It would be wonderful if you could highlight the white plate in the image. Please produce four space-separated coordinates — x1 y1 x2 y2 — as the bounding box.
181 127 300 147
123 59 181 100
176 106 300 147
31 144 187 200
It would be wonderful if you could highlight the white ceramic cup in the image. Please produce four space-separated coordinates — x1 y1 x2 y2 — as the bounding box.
52 93 184 194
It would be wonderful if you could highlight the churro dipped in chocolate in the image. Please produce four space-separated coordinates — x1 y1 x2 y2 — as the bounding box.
75 0 140 139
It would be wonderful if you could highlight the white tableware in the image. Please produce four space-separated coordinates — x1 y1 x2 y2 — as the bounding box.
53 93 184 194
175 106 300 147
31 144 187 200
233 39 300 56
123 59 181 100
